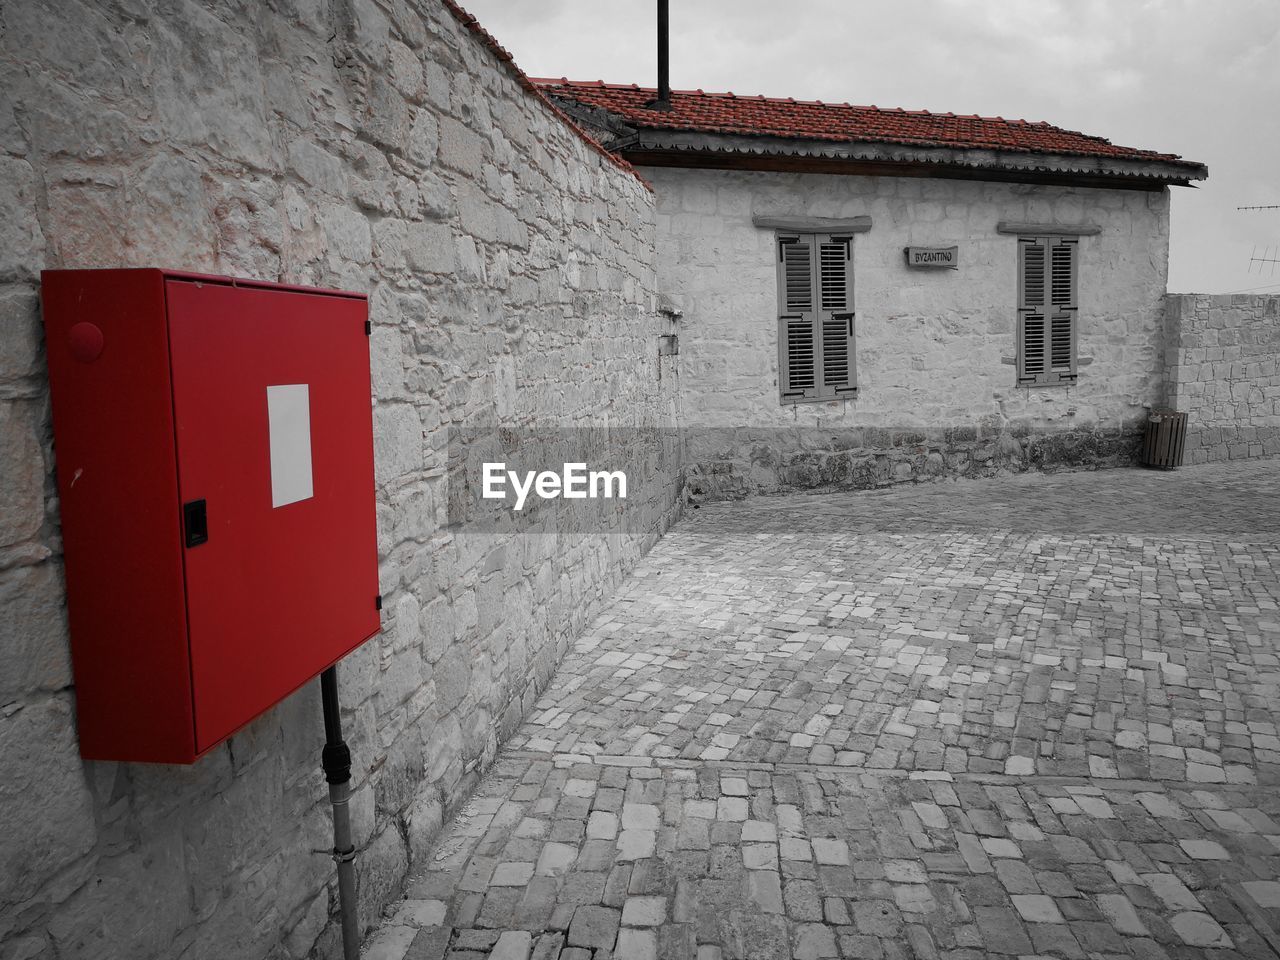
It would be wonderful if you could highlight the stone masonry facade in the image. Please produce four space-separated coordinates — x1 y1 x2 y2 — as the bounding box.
1163 293 1280 463
648 167 1172 499
0 1 679 958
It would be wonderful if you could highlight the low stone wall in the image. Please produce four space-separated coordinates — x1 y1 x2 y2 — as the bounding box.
0 2 677 958
1164 294 1280 463
683 423 1142 500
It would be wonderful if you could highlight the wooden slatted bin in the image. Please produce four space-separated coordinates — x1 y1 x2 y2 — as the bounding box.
1141 409 1188 469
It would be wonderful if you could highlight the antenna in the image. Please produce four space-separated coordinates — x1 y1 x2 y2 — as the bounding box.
1249 247 1280 277
1238 204 1280 275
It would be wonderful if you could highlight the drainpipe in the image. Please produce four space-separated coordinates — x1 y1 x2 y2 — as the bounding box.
648 0 672 111
320 665 360 960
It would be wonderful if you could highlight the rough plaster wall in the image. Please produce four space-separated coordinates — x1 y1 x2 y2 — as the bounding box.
647 166 1171 495
0 1 677 957
1164 294 1280 463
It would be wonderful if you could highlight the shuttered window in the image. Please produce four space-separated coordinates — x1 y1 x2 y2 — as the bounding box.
777 233 856 404
1017 236 1078 386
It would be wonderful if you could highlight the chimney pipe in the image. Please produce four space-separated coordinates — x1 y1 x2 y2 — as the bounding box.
649 0 672 111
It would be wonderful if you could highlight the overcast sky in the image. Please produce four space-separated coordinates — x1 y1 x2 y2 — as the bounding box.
463 0 1280 294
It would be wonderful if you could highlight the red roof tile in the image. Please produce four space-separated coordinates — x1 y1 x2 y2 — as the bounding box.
534 79 1201 170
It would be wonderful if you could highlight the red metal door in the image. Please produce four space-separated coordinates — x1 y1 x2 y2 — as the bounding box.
166 278 380 754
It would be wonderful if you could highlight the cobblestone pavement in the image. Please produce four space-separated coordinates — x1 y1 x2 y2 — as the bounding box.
368 460 1280 960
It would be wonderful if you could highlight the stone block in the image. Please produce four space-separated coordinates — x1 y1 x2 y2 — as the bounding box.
434 646 472 715
358 826 410 933
0 696 97 904
376 721 426 816
0 562 72 700
535 842 578 878
1169 912 1232 948
438 117 484 176
345 0 391 53
150 12 274 168
460 704 493 763
567 905 619 950
373 220 456 274
47 828 194 956
0 61 27 155
123 154 218 271
322 204 374 265
373 403 425 486
0 401 45 548
408 109 439 168
360 73 413 154
405 792 445 867
362 924 416 960
489 930 533 960
0 157 45 281
19 70 140 164
46 173 127 268
210 175 284 279
287 139 347 196
0 285 42 385
615 928 657 960
458 185 499 242
387 39 426 103
284 892 329 960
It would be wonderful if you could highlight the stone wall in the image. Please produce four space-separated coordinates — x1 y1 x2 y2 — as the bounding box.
645 166 1171 498
0 2 678 958
1163 294 1280 463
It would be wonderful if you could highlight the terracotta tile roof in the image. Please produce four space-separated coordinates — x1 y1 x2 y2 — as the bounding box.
534 79 1202 170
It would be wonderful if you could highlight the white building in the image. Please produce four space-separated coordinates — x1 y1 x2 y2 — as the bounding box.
543 80 1208 496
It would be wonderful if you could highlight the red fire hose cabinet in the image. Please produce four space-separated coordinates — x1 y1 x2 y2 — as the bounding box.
42 269 381 764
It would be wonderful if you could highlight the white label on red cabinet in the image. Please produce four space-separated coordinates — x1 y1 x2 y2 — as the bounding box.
266 384 314 508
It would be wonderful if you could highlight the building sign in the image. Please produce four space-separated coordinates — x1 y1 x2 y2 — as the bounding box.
904 246 958 269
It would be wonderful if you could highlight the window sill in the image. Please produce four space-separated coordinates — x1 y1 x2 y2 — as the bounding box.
1002 356 1092 367
1016 378 1078 389
781 391 859 406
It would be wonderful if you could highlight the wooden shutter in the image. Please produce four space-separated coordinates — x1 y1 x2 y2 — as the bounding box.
817 235 857 397
1048 238 1078 380
1017 238 1046 384
1019 236 1078 385
777 236 818 401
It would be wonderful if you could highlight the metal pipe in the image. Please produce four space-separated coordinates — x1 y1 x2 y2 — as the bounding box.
657 0 669 104
652 0 671 111
320 666 359 960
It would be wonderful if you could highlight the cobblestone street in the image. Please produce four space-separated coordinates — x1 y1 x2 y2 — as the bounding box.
369 460 1280 960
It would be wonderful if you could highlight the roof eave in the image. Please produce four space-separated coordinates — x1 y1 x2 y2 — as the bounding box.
617 128 1208 189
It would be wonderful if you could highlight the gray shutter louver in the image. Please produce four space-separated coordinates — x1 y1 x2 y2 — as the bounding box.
778 236 819 401
783 236 813 312
1018 238 1049 384
1048 238 1078 379
817 235 857 397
